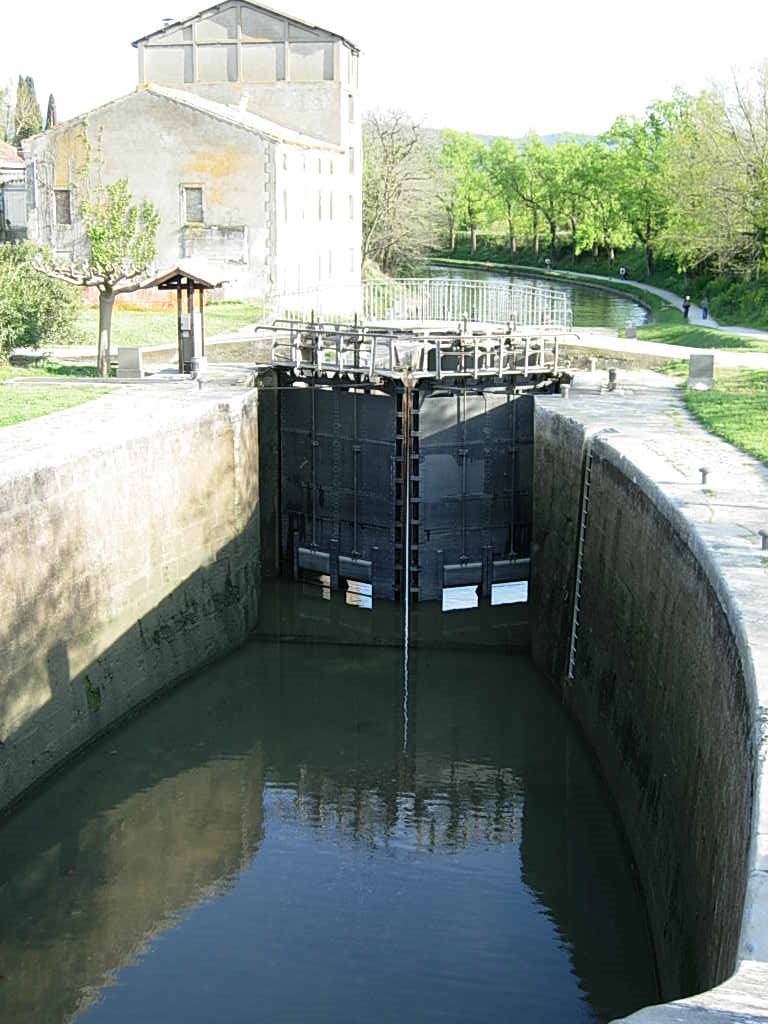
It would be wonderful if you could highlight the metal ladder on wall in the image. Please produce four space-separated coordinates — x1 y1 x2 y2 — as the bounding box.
567 441 594 681
567 427 617 682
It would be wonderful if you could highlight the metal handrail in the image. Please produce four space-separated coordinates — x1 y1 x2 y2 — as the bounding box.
266 277 573 332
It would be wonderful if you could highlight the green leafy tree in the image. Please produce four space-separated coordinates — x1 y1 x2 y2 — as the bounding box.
567 141 633 264
439 131 492 254
14 75 42 146
604 97 686 275
0 242 79 358
661 70 768 277
484 138 529 256
43 179 160 375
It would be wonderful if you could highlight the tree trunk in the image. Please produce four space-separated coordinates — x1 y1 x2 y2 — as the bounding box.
470 221 478 255
549 220 557 255
608 245 615 268
645 243 654 276
448 216 456 252
97 288 115 378
592 242 599 259
532 209 540 256
507 216 517 256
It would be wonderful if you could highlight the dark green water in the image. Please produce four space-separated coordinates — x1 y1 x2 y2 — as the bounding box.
0 587 658 1023
426 265 650 329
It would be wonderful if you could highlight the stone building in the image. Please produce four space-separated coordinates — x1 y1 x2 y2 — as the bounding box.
22 1 362 300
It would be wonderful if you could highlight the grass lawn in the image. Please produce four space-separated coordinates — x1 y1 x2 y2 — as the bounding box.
71 300 264 348
683 370 768 466
0 362 109 428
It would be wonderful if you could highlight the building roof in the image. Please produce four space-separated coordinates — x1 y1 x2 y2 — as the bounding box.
22 84 340 154
0 140 24 169
145 260 228 290
132 0 359 53
145 84 342 151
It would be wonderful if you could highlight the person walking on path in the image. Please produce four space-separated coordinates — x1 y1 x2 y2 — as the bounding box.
619 265 627 281
682 295 692 320
701 296 709 320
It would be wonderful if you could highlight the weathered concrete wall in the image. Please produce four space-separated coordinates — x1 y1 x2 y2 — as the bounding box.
0 385 261 812
530 394 767 1019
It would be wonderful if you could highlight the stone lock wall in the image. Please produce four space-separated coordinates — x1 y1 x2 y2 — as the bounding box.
530 405 758 1003
0 388 261 813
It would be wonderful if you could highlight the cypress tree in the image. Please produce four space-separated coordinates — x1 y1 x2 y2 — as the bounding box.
14 75 42 145
45 93 57 130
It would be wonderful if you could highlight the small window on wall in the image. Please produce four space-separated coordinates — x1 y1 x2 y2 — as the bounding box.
283 189 288 224
348 93 354 122
329 192 334 220
348 146 355 174
54 189 72 225
317 191 322 221
348 194 354 220
183 186 204 223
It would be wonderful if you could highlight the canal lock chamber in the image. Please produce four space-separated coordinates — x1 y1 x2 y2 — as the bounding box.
250 341 755 1009
0 311 761 1022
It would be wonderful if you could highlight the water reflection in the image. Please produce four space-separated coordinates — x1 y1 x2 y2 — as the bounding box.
0 598 658 1024
426 265 650 328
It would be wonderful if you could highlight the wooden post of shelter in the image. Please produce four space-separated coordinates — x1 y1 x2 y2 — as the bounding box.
145 263 226 374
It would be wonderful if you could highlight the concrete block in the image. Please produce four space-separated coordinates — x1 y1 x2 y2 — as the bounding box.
688 353 715 391
117 347 144 380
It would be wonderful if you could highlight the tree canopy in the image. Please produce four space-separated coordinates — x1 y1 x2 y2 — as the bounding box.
43 178 160 375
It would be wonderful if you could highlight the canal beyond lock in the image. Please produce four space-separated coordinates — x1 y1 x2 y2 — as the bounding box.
426 265 651 329
0 583 659 1024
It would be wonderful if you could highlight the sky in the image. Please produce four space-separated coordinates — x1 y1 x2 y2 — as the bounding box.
1 0 767 138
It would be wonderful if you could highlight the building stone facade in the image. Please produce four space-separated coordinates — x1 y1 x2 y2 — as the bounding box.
22 1 362 300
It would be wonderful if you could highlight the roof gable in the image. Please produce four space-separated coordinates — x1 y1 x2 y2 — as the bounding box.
132 1 359 53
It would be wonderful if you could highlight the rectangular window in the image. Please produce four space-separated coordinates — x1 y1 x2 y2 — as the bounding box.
283 189 288 224
197 43 238 83
318 190 322 221
317 157 323 174
289 42 334 82
145 45 191 84
329 158 334 176
348 194 354 220
242 43 284 82
282 152 288 171
328 250 333 277
54 189 72 225
329 192 334 220
348 146 355 174
349 248 355 273
348 93 354 122
183 186 204 223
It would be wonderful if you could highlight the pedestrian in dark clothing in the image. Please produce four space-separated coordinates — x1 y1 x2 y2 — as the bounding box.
619 266 627 281
701 296 709 320
682 296 691 320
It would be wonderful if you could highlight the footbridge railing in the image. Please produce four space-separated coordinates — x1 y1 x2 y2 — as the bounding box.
266 278 573 332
